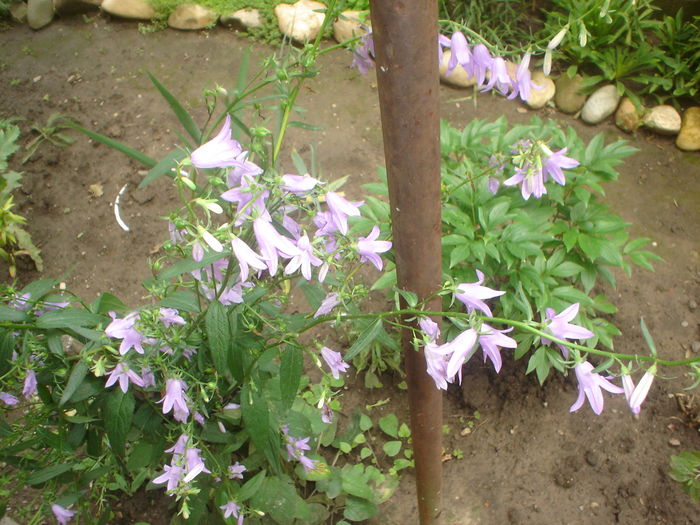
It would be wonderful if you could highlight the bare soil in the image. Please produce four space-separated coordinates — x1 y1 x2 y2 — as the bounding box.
1 14 699 525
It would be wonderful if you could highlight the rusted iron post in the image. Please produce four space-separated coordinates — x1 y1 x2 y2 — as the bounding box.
369 2 443 523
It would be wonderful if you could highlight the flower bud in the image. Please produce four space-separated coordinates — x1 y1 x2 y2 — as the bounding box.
547 26 568 50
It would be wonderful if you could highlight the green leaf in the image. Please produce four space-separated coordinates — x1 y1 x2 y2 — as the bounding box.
639 318 658 357
550 261 583 278
104 389 135 457
37 310 103 330
345 318 383 362
237 470 266 502
66 121 156 168
371 267 396 290
378 414 399 438
241 384 280 474
138 149 187 189
343 496 377 521
341 466 375 500
205 301 230 377
27 463 75 485
280 346 302 408
0 305 27 322
59 361 89 406
156 290 200 313
383 440 402 457
147 71 201 144
156 250 228 281
91 293 127 315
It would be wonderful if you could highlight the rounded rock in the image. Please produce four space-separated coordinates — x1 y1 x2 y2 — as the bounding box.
101 0 155 20
220 8 264 29
27 0 54 29
615 97 643 133
676 106 700 152
581 85 621 125
168 3 217 30
554 74 587 114
333 10 366 44
643 105 681 136
274 0 327 43
525 71 555 110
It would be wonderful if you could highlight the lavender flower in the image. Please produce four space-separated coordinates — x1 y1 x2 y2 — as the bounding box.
325 192 363 236
0 392 18 406
470 43 493 86
158 307 186 328
507 53 536 102
478 324 516 373
153 463 185 492
51 504 76 525
454 270 505 317
503 163 546 200
419 317 440 343
141 366 156 388
228 462 246 479
313 292 341 318
23 369 37 399
443 329 479 386
320 347 350 379
183 446 211 482
159 378 190 423
220 501 244 523
356 226 392 271
105 362 146 393
570 361 624 415
253 217 300 277
446 31 471 77
281 173 322 194
424 342 450 391
231 236 267 283
285 234 322 281
352 29 375 74
543 303 594 358
105 312 145 355
299 455 319 474
541 145 579 186
321 403 334 424
192 241 204 262
482 56 511 95
190 115 244 169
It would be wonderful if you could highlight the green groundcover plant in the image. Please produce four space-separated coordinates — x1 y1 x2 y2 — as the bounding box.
1 16 699 525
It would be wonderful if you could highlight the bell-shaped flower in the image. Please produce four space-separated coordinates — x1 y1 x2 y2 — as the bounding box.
321 347 350 379
622 366 655 415
446 31 471 77
507 52 536 102
482 56 512 96
444 329 479 385
285 234 322 280
314 292 341 318
570 361 624 415
253 218 300 276
231 237 267 283
105 362 145 393
478 324 516 373
159 378 190 423
281 173 322 194
471 43 493 87
22 369 37 399
190 115 244 169
105 311 145 355
325 191 363 235
541 145 579 186
51 504 76 525
356 226 392 271
454 270 505 317
542 303 594 358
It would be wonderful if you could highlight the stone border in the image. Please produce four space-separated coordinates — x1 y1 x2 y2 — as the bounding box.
10 0 700 152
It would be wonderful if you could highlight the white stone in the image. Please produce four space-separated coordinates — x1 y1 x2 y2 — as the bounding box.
642 105 681 136
332 10 366 43
581 85 621 124
220 7 264 29
274 0 327 43
525 71 555 110
168 3 217 30
101 0 154 20
9 1 28 23
439 50 476 88
27 0 54 29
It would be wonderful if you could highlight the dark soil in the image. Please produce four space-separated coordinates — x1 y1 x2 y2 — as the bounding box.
1 14 698 525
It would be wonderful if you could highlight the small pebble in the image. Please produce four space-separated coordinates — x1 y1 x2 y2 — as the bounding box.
691 341 700 353
669 438 681 447
591 502 599 509
681 321 689 328
689 299 697 311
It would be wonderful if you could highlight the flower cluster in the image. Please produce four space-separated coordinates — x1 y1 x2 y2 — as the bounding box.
282 425 319 474
153 434 211 493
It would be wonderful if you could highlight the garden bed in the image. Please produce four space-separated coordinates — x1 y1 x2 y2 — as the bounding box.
0 15 699 525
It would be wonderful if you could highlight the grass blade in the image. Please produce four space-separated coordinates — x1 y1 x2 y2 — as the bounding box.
146 71 202 145
67 122 156 168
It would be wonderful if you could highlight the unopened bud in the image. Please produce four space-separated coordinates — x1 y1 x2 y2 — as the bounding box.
547 26 568 50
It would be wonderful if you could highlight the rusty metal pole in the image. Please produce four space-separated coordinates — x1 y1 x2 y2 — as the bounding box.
369 2 443 523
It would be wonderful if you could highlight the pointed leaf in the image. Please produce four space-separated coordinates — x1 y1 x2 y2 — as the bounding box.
147 71 201 144
280 346 302 408
104 389 135 457
66 122 156 168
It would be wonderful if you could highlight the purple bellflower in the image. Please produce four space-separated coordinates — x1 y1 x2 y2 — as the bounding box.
503 162 546 200
105 362 146 393
321 403 334 424
190 115 244 169
541 145 579 186
446 31 471 77
153 463 185 492
183 446 211 482
281 173 322 194
285 234 322 280
543 303 594 358
314 292 341 318
228 462 246 479
220 501 244 523
254 217 300 277
231 236 267 283
51 504 76 525
105 312 145 355
478 324 516 373
23 369 37 399
570 361 624 415
507 53 536 101
424 341 450 391
158 307 186 328
159 378 190 423
0 392 18 406
325 192 363 236
357 226 392 271
454 270 505 317
419 317 440 343
352 28 375 74
443 329 479 386
320 347 350 379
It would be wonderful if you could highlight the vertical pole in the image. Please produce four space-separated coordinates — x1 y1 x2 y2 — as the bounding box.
369 2 443 523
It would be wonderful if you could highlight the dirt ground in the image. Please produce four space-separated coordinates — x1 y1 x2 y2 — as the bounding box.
1 14 699 525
